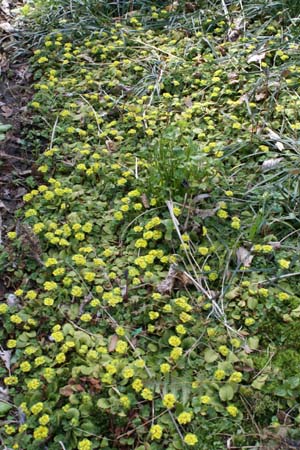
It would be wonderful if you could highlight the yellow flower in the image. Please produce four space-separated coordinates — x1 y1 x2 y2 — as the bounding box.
184 433 198 446
120 396 131 409
7 339 17 348
43 367 55 381
245 318 255 326
115 341 128 354
39 414 50 425
150 424 163 440
149 310 159 320
122 367 134 379
35 356 46 366
132 378 143 392
262 245 273 253
214 369 226 380
78 438 92 450
51 331 64 342
200 395 211 404
217 209 228 219
162 393 176 409
141 388 153 401
198 246 209 255
258 288 269 297
44 297 54 306
177 411 192 424
0 304 8 314
45 257 58 267
84 271 96 282
176 324 188 336
80 313 92 322
168 336 181 347
37 56 48 64
229 339 240 351
278 259 290 269
277 292 290 301
43 281 57 291
5 425 16 435
27 379 41 390
114 211 123 220
229 371 243 383
4 376 18 385
71 286 83 297
20 361 31 372
227 405 238 417
31 402 43 414
135 238 147 248
55 352 66 364
218 345 229 356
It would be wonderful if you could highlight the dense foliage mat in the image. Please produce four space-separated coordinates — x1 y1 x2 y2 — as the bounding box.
1 2 300 449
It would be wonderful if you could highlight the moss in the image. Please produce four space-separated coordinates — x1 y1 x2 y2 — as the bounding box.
259 312 300 351
273 349 300 378
253 393 278 425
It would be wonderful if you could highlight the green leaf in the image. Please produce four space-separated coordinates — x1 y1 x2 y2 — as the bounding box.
247 297 258 310
0 123 12 132
225 287 241 300
162 219 174 240
204 348 219 363
248 336 259 350
79 365 93 375
97 398 110 409
252 374 268 390
219 384 234 402
0 402 12 416
66 408 80 420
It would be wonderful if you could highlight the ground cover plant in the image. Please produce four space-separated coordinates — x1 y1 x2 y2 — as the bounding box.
1 1 300 449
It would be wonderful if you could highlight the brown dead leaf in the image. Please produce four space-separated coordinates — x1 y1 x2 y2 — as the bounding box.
247 51 266 64
165 1 179 12
217 45 227 56
175 271 193 288
227 29 241 42
243 344 254 354
0 0 11 16
227 17 245 42
1 105 13 117
141 193 149 209
86 377 102 393
185 2 197 12
59 386 74 397
196 207 218 219
157 264 178 294
275 141 284 151
78 54 95 64
228 72 239 85
0 53 8 69
234 364 254 373
0 22 14 32
105 139 117 153
261 158 283 171
73 384 85 392
108 334 119 352
255 87 269 102
236 246 253 267
268 241 281 250
192 193 210 203
157 264 193 294
184 97 193 108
